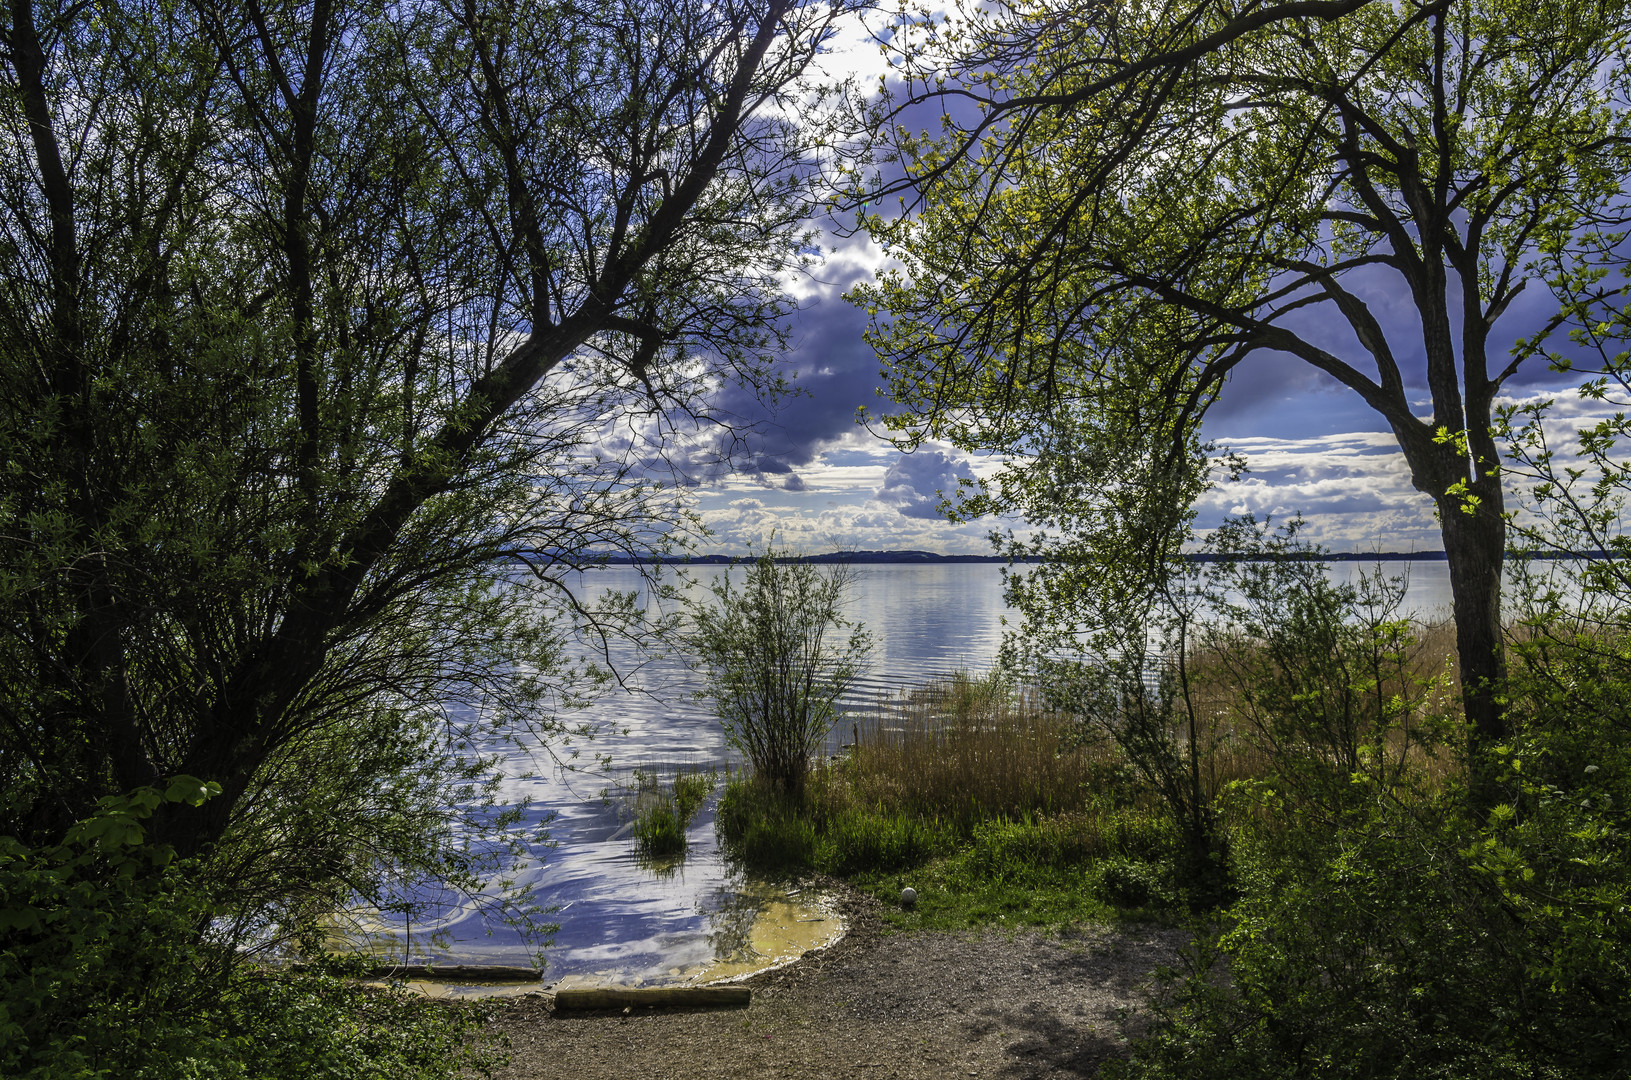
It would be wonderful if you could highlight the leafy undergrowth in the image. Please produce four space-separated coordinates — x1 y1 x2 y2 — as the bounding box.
0 783 508 1080
716 769 1183 931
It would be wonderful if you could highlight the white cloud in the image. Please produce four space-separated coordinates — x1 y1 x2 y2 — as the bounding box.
683 352 1631 555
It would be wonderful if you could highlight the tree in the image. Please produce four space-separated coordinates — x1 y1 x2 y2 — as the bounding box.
690 549 870 797
851 0 1631 760
0 0 857 930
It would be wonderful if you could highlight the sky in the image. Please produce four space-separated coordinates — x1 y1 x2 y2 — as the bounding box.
672 12 1612 557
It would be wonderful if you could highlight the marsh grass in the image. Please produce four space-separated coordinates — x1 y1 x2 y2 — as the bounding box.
716 670 1180 919
630 769 715 859
717 625 1475 919
842 669 1147 830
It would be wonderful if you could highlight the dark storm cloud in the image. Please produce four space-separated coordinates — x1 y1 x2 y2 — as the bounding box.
671 62 993 488
683 235 887 485
872 449 968 519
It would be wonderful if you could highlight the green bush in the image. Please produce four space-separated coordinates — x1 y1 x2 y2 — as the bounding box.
1109 756 1631 1080
182 967 503 1080
689 549 870 797
1089 856 1172 908
0 780 505 1079
1102 521 1631 1080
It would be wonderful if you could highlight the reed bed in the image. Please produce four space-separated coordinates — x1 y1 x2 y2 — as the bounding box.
718 616 1484 909
837 671 1136 831
717 669 1172 885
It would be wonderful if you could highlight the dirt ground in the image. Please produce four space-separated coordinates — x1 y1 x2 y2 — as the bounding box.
487 887 1187 1080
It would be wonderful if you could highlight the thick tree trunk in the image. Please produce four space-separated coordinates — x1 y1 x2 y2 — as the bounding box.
1392 419 1510 797
1437 493 1508 749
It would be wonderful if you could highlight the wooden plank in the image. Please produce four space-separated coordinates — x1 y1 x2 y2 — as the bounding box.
552 985 751 1011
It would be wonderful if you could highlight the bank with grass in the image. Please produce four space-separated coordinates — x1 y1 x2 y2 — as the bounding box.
715 671 1182 929
693 538 1631 1080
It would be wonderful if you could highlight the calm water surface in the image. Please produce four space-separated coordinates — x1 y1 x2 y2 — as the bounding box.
371 560 1459 982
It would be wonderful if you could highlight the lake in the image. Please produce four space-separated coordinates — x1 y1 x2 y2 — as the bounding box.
362 559 1462 985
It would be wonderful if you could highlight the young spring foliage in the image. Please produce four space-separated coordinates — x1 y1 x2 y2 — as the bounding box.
853 0 1631 755
690 551 871 797
0 0 859 938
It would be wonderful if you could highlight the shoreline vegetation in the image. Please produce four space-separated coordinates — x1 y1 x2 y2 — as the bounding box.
9 544 1628 1080
677 536 1630 1080
716 671 1181 928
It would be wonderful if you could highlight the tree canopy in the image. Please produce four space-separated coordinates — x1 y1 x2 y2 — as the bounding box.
0 0 855 929
853 0 1631 751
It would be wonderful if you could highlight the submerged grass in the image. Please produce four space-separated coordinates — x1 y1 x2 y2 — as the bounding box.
631 769 715 859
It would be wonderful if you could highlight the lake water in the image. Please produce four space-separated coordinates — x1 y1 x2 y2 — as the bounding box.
364 559 1462 984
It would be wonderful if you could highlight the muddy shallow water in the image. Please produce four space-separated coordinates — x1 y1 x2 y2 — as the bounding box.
392 882 845 1000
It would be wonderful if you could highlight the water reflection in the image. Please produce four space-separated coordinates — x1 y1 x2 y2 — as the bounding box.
362 561 1458 984
541 863 843 990
703 874 760 967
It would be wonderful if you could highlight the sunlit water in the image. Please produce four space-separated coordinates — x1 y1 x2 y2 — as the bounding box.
364 559 1467 985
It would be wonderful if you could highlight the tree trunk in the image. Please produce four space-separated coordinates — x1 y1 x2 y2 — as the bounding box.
1393 420 1509 796
1437 495 1507 748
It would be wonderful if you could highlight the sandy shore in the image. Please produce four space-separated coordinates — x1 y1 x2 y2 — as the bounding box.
485 886 1185 1080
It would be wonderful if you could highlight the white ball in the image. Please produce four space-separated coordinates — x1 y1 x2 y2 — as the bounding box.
900 887 917 906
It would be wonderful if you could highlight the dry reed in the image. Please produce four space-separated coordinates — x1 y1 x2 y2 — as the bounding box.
825 671 1133 830
832 614 1473 828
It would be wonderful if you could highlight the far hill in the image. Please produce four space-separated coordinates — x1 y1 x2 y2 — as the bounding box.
583 549 1485 565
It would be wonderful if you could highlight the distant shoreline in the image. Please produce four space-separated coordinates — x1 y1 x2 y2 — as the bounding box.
582 549 1604 565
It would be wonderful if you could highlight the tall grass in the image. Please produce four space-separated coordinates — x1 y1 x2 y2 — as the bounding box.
841 669 1143 831
716 669 1173 889
716 618 1475 897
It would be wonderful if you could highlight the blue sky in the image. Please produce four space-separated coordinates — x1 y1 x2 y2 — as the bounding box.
677 14 1607 557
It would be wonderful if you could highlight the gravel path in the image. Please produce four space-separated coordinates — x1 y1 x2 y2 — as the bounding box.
488 888 1185 1080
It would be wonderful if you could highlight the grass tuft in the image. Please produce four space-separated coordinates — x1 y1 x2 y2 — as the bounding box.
630 769 715 859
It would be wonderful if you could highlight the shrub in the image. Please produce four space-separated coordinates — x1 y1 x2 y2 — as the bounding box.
690 548 870 797
1111 769 1631 1080
1195 517 1460 817
0 780 504 1079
